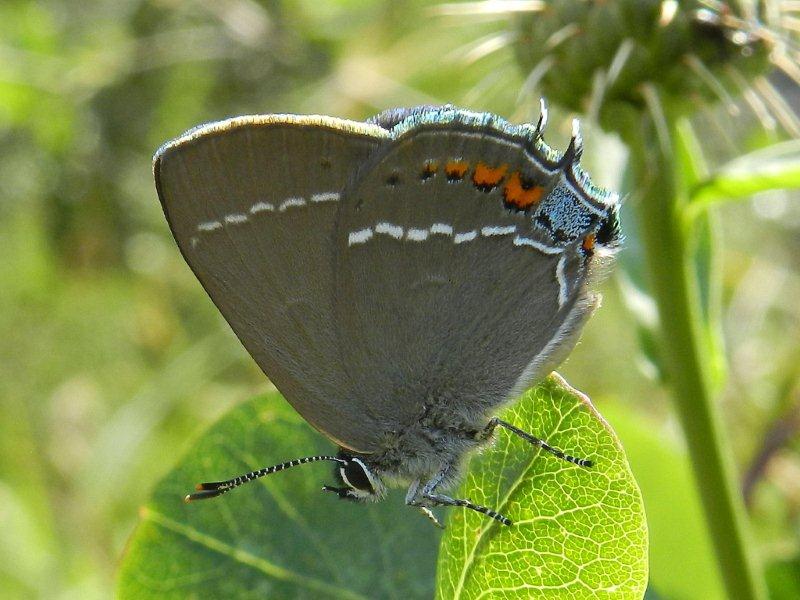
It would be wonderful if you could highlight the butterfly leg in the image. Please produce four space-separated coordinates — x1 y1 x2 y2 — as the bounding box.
321 485 360 501
405 468 512 527
483 417 593 467
417 505 445 529
421 491 512 526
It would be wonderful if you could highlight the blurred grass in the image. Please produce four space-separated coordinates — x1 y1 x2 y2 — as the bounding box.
0 1 798 598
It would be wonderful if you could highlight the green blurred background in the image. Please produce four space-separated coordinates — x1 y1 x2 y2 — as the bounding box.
1 1 798 598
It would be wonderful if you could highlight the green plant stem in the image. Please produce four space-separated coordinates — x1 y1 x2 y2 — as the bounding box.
627 122 767 600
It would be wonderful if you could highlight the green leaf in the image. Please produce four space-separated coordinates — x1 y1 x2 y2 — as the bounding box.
689 210 727 394
766 557 800 600
117 392 440 599
599 403 726 599
674 118 709 193
436 374 648 600
675 129 729 394
688 139 800 214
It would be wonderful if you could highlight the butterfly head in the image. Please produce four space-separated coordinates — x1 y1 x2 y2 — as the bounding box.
324 451 386 502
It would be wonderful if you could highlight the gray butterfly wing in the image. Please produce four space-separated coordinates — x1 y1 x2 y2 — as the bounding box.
333 115 618 436
155 115 390 453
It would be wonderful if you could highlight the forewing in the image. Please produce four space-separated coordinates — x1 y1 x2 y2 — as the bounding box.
333 115 617 434
155 115 389 452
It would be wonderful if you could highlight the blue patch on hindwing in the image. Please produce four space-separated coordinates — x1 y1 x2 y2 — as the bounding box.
535 182 596 242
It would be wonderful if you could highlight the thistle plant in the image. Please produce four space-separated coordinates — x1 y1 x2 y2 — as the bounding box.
511 0 776 132
434 1 799 599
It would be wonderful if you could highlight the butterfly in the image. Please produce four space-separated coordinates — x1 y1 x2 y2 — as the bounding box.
154 104 620 526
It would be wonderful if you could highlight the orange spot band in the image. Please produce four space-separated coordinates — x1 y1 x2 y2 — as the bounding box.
445 159 469 179
473 162 508 188
422 160 438 178
503 172 543 209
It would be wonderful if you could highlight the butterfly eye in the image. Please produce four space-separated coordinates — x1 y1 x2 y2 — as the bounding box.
340 458 376 494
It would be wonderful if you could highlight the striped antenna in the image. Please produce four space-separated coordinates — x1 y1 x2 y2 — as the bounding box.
184 455 346 503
